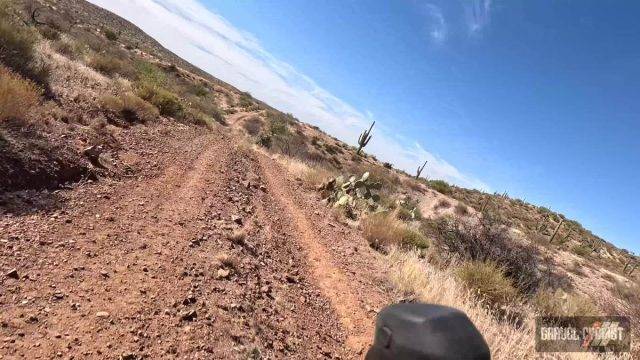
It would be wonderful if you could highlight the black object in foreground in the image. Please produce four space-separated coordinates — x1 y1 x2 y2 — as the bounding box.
366 303 491 360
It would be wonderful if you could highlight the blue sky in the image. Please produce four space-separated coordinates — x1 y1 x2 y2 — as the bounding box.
88 0 639 253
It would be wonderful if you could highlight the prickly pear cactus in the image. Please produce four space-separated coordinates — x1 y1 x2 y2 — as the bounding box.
318 171 382 214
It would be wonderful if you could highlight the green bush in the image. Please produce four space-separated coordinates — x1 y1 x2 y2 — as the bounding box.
136 84 183 117
135 60 167 87
571 245 591 257
400 227 429 249
428 180 452 195
104 29 118 41
457 261 519 309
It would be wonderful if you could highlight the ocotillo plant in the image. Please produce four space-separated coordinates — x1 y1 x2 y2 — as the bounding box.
356 121 375 155
549 219 564 244
416 160 428 179
628 261 638 276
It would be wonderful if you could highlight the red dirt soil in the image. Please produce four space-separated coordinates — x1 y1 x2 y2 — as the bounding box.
0 122 391 359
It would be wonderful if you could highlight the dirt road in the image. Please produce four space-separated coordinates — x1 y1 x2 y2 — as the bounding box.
0 123 390 359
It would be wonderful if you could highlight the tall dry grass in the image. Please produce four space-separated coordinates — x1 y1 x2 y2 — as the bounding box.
385 249 625 359
0 66 40 121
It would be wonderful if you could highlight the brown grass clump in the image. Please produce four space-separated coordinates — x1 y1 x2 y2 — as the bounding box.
454 202 469 216
215 252 239 270
100 93 159 123
434 198 451 210
457 261 519 309
87 54 128 76
362 213 428 251
532 288 598 316
0 67 41 121
228 229 246 245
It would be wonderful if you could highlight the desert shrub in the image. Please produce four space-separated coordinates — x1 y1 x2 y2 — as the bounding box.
238 91 254 108
136 84 183 117
100 93 159 122
0 16 49 85
189 84 208 97
457 261 519 309
38 26 60 41
434 198 451 210
186 95 225 125
396 197 422 221
533 289 598 316
454 203 469 216
383 162 393 169
135 61 167 87
269 115 289 136
52 39 76 58
571 245 591 257
429 215 540 294
184 109 215 129
612 281 640 304
88 54 129 77
104 29 118 41
363 213 428 251
428 179 452 195
0 66 41 120
243 116 262 136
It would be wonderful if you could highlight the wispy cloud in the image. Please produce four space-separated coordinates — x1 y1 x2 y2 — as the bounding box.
423 4 448 43
87 0 488 190
464 0 492 34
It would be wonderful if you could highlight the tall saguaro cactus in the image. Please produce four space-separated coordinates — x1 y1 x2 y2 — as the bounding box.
549 219 564 244
416 160 428 179
356 121 375 155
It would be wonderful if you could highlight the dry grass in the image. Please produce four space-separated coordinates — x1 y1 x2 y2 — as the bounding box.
362 213 429 250
456 261 520 309
0 66 41 121
386 249 614 359
454 202 469 216
532 288 598 316
228 229 246 245
100 93 159 122
434 198 452 210
215 252 239 270
387 249 535 359
87 54 129 77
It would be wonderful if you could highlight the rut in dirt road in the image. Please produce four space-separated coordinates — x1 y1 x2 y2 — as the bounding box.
0 129 366 359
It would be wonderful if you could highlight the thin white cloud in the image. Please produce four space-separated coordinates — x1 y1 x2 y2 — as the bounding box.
424 4 447 43
465 0 492 34
87 0 488 190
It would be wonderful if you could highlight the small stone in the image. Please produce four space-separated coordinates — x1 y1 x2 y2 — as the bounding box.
5 269 19 279
96 311 110 318
216 269 230 279
100 271 109 278
231 215 243 225
180 310 197 322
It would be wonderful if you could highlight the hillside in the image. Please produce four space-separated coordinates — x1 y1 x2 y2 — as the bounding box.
1 0 638 358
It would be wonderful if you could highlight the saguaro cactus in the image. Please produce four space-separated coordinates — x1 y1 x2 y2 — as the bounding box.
356 121 375 155
549 219 564 244
416 160 428 179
